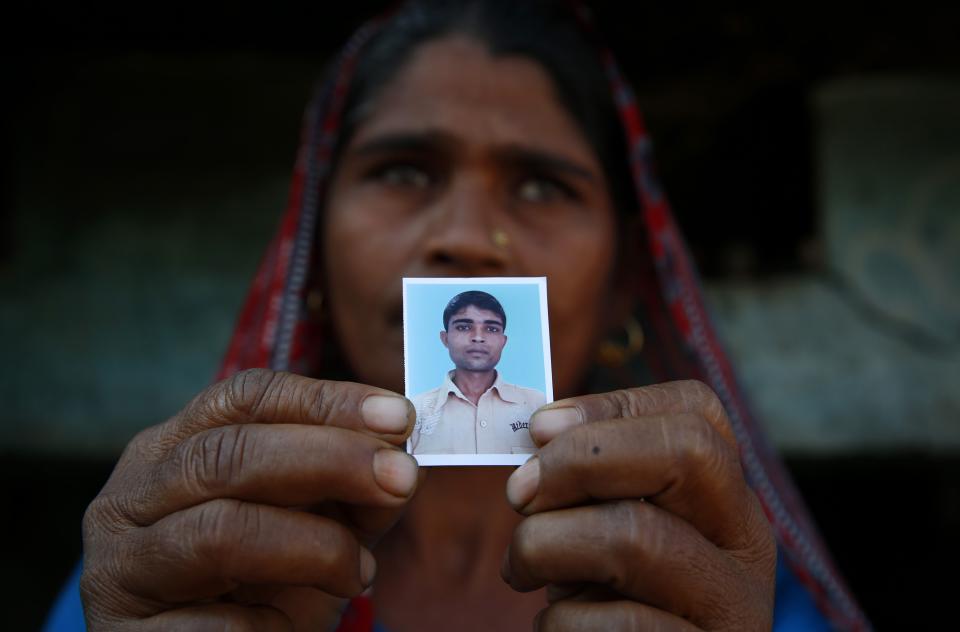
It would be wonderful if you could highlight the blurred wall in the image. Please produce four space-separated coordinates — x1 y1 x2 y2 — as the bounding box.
711 78 960 452
2 53 315 456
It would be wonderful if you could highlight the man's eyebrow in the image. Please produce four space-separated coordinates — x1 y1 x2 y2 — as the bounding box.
450 317 504 327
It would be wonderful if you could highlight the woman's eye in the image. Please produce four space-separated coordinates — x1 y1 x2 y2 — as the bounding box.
376 164 431 189
517 177 573 203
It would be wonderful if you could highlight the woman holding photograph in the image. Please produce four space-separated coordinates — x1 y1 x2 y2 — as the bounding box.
61 1 870 630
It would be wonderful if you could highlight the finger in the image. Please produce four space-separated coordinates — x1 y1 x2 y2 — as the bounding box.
506 415 765 549
112 424 418 525
529 380 735 448
111 499 376 603
137 603 293 632
336 467 431 543
503 500 768 628
536 600 703 632
161 369 414 450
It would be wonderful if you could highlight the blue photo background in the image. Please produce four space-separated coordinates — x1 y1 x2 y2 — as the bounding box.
404 281 549 398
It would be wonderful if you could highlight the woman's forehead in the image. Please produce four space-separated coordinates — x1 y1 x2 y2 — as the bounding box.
348 35 600 168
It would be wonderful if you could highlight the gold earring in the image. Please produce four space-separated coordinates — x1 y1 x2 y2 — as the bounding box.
491 229 510 248
597 317 644 368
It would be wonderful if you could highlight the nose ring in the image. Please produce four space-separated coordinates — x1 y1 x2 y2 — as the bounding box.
491 229 510 248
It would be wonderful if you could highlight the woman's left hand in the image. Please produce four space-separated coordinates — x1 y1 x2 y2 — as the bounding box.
501 380 776 631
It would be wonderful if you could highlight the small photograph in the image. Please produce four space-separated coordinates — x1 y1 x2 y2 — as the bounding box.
403 277 554 466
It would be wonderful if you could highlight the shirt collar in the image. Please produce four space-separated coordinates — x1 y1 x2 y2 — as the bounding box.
440 369 522 406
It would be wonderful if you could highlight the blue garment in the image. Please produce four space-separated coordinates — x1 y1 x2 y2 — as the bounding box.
45 549 833 631
43 562 85 632
774 554 833 632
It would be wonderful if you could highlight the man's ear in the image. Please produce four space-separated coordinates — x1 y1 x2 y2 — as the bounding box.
440 330 448 348
502 334 508 347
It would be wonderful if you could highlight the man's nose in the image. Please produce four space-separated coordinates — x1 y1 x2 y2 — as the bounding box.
421 174 510 275
471 327 486 342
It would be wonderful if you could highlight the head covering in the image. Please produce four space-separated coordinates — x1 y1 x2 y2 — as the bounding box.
217 4 870 630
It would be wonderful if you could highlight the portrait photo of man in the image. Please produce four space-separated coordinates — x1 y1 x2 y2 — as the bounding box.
407 288 548 457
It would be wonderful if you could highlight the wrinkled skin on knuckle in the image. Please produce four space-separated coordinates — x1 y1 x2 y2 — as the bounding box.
303 380 360 430
664 417 774 631
667 414 737 492
749 504 778 579
188 498 256 573
679 379 736 441
731 492 778 608
620 381 682 417
606 387 640 419
119 423 166 465
84 491 142 540
677 379 716 408
180 425 254 497
703 559 774 632
80 521 157 624
80 487 147 625
596 501 644 590
78 567 123 627
225 368 285 421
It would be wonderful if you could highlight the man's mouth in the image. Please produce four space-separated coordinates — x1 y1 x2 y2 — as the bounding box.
466 348 489 355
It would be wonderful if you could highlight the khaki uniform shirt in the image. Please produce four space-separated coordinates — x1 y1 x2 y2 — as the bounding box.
411 370 547 454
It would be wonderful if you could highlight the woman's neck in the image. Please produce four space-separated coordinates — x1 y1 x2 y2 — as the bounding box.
381 467 517 582
372 467 543 631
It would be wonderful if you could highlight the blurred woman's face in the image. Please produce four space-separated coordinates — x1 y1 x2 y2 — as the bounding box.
323 35 619 397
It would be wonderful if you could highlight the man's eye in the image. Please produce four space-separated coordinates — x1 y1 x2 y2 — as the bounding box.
517 177 574 203
487 326 501 333
375 164 431 189
456 325 469 331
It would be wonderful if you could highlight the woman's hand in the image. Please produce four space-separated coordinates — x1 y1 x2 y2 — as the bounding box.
81 369 419 631
501 380 776 631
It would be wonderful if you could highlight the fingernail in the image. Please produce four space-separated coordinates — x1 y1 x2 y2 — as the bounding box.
373 449 418 497
506 456 540 509
362 395 411 434
359 547 376 588
530 407 581 444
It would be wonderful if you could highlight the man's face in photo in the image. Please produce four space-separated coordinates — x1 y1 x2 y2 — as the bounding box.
440 305 507 372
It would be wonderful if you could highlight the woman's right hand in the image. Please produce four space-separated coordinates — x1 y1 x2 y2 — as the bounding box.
80 368 419 631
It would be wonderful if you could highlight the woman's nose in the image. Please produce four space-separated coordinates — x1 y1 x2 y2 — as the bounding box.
421 175 510 275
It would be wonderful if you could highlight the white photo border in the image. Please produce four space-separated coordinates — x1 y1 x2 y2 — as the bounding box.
402 277 554 466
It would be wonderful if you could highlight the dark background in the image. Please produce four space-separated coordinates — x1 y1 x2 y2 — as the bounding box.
4 2 959 629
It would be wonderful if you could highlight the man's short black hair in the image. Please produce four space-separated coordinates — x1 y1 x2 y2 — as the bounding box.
443 291 506 331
